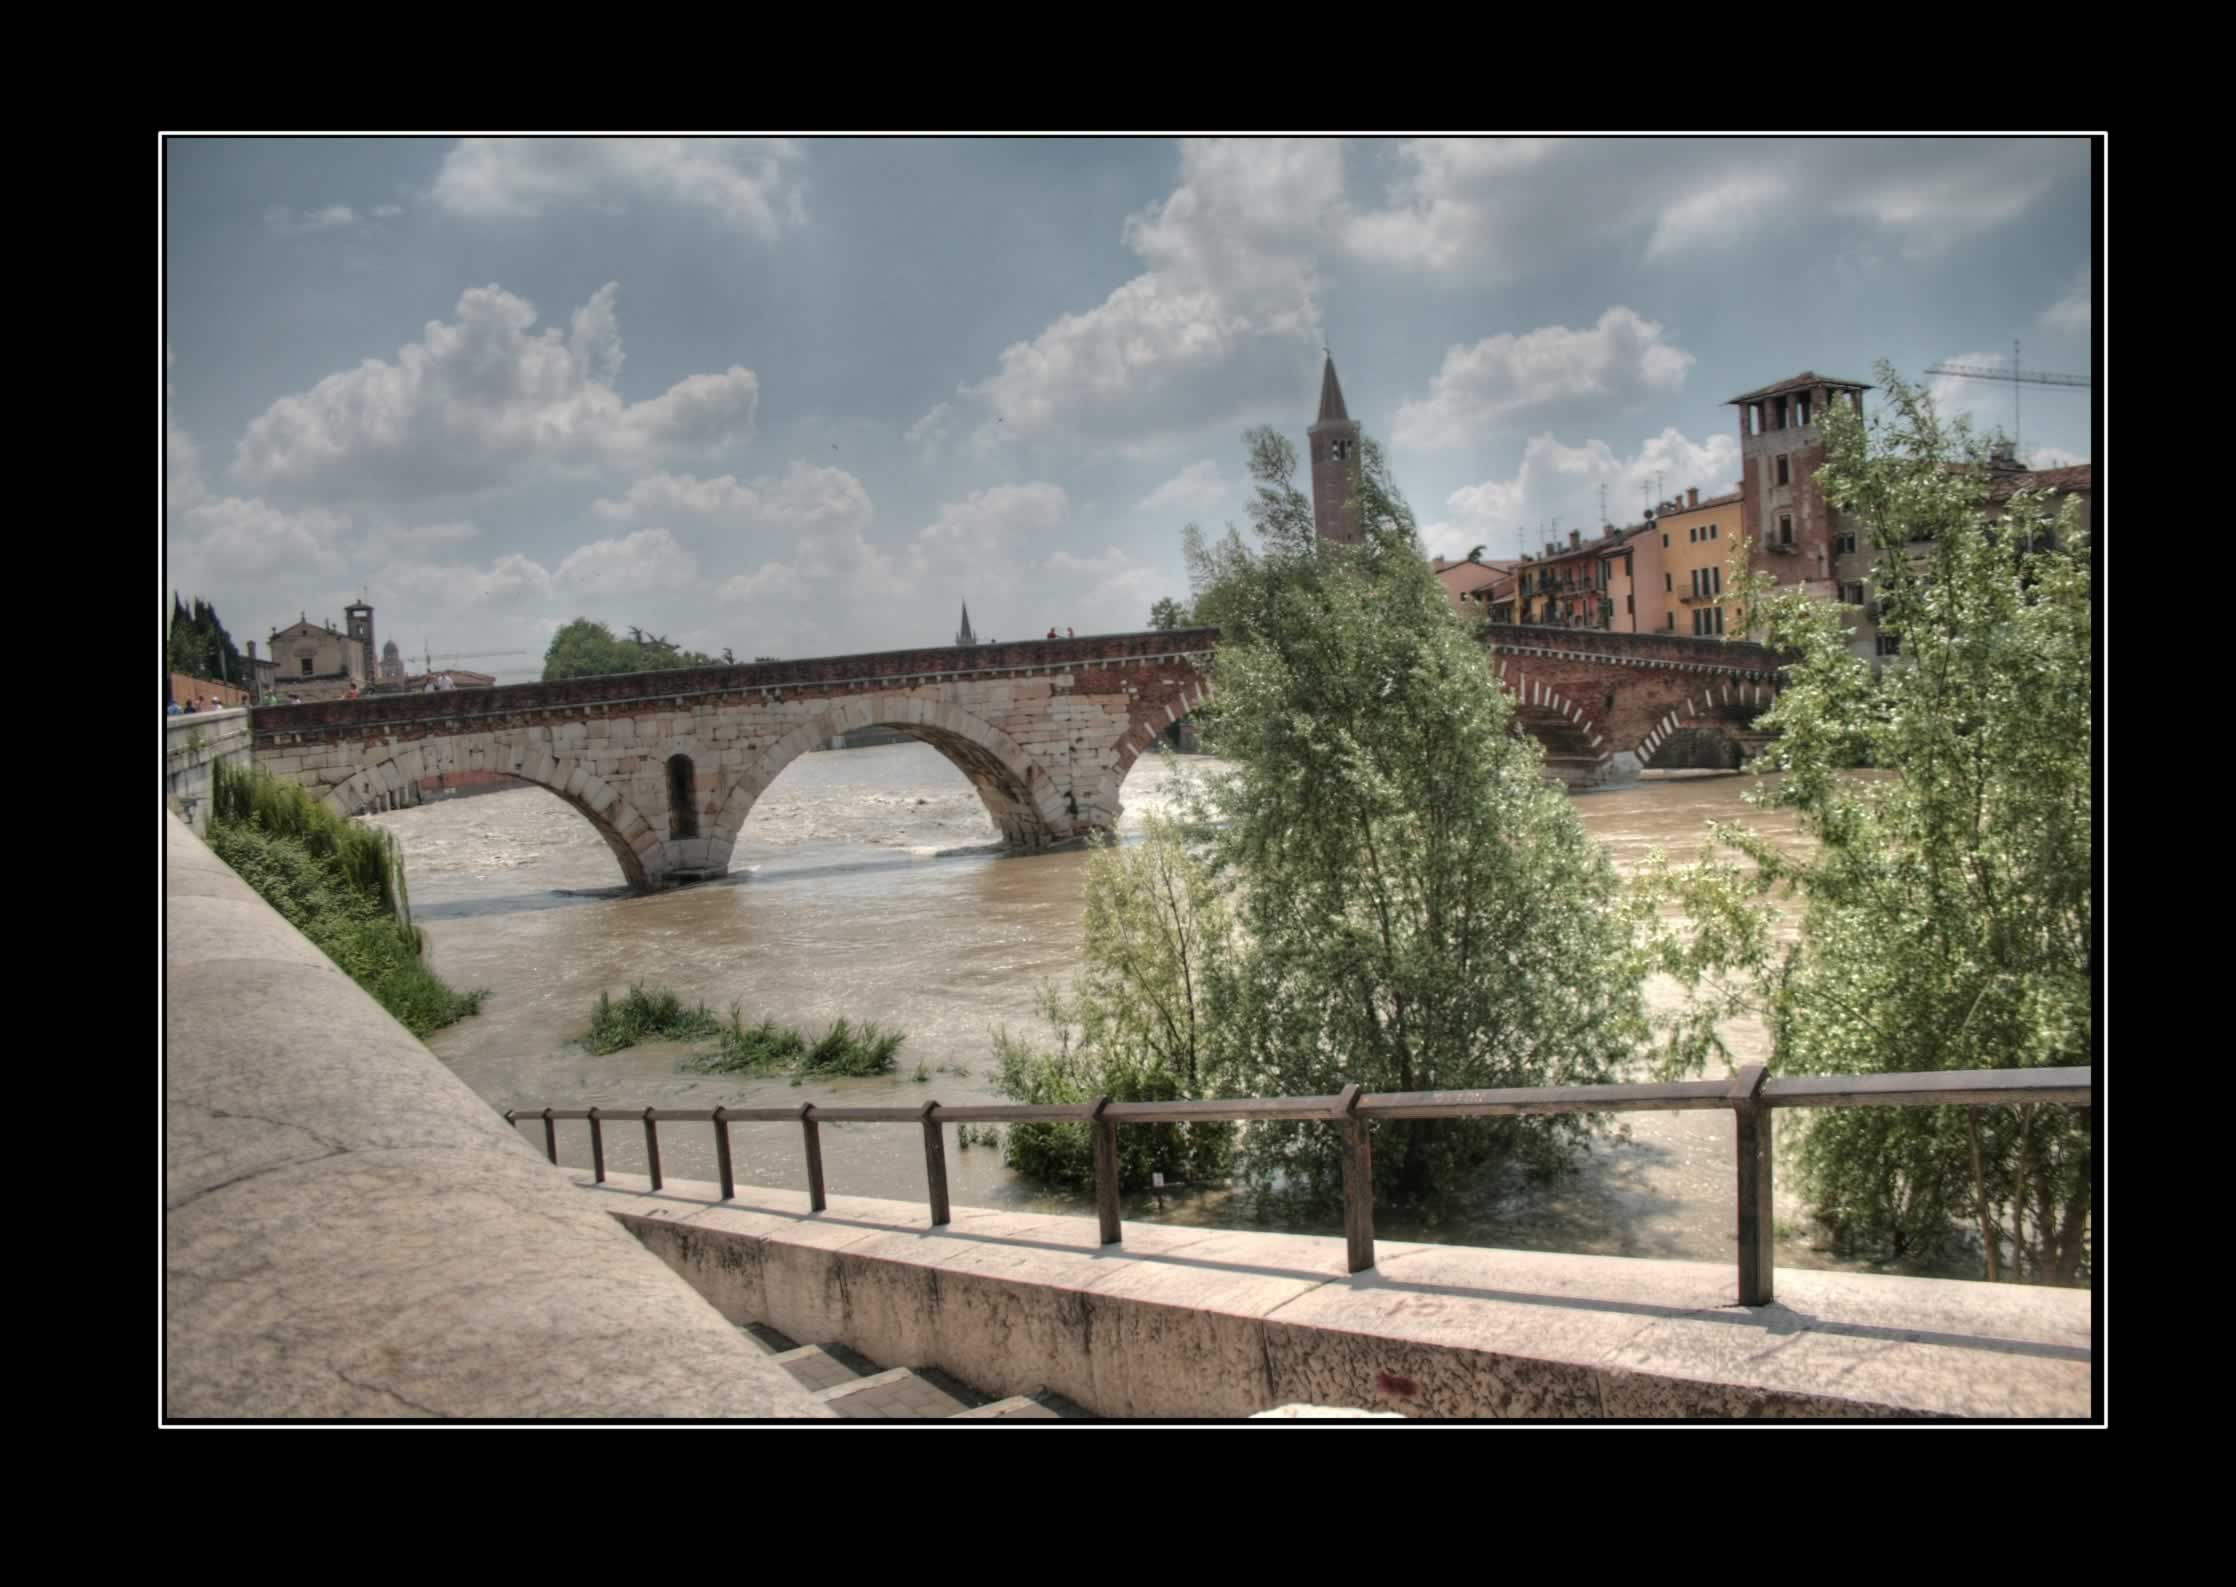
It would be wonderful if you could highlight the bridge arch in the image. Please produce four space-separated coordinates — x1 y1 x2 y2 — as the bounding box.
321 742 661 890
1086 678 1212 831
1630 680 1778 771
708 697 1072 864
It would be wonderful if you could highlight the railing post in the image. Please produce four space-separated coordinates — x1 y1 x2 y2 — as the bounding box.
713 1105 734 1201
1334 1083 1374 1274
920 1101 950 1227
541 1107 558 1165
1090 1096 1120 1246
587 1106 606 1184
1730 1063 1774 1306
799 1103 826 1212
642 1106 663 1192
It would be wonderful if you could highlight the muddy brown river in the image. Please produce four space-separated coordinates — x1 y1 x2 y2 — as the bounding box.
370 746 1970 1278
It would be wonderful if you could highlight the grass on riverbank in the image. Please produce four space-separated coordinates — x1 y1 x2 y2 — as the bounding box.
206 761 485 1038
587 985 904 1077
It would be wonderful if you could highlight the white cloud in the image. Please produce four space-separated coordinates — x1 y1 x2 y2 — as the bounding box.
1928 350 2015 433
1048 544 1162 598
432 138 808 239
1644 175 1789 261
925 140 1334 458
265 203 357 236
1345 138 2082 279
914 482 1069 564
594 463 873 539
2041 269 2091 334
1426 427 1741 563
1135 459 1232 520
372 204 405 219
1393 308 1694 451
904 401 952 460
231 282 759 501
2027 446 2087 469
176 495 353 580
554 528 698 597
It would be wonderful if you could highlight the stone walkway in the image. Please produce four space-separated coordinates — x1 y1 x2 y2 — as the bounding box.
739 1323 1092 1421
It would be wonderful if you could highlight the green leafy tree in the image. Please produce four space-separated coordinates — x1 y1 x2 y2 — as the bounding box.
1174 427 1649 1206
993 814 1237 1191
1148 596 1192 631
168 594 244 684
543 618 719 681
1643 365 2092 1283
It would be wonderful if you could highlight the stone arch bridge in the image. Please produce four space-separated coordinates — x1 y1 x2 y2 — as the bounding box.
249 631 1217 890
1481 624 1784 786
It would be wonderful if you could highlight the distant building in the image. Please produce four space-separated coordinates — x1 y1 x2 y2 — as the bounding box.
1309 355 1363 545
1431 557 1520 621
1841 448 2093 663
378 638 407 683
956 602 979 648
267 614 369 701
1652 486 1748 637
1729 371 1872 604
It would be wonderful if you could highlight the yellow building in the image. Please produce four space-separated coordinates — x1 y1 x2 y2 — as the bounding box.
1649 486 1746 638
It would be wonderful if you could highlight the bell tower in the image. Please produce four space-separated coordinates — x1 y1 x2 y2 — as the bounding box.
1308 353 1363 545
343 598 375 686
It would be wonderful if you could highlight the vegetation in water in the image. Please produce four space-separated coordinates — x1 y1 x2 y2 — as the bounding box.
585 986 905 1077
996 424 1649 1206
1638 365 2093 1284
205 760 484 1037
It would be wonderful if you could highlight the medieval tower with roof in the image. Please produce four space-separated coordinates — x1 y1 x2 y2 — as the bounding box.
1308 354 1363 545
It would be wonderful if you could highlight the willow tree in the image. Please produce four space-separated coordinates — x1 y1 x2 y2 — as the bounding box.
1180 428 1649 1206
1647 365 2093 1282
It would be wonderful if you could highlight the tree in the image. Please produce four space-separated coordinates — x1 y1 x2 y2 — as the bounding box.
1465 545 1486 565
993 814 1236 1191
168 594 243 684
542 618 719 681
1643 364 2092 1283
1172 427 1649 1207
1148 596 1191 631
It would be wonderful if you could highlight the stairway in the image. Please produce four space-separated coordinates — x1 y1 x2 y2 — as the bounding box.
740 1323 1091 1421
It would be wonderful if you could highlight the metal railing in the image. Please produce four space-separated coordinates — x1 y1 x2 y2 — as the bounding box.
509 1064 2090 1307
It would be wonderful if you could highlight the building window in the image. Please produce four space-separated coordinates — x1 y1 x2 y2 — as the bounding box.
1876 633 1902 657
1626 594 1634 615
300 657 314 675
1776 456 1790 486
1661 534 1669 548
1779 515 1794 546
1329 439 1349 462
1667 613 1676 630
1715 608 1726 636
1837 530 1857 555
1709 523 1718 539
1712 566 1723 596
1664 572 1673 592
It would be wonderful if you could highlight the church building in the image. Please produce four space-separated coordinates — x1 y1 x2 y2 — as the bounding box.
1308 354 1363 545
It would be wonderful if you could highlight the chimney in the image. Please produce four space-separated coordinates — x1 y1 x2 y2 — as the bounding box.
1602 524 1618 540
1569 529 1581 549
1688 487 1699 508
246 640 257 661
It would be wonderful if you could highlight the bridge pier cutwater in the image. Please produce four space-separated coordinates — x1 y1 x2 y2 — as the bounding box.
248 630 1219 890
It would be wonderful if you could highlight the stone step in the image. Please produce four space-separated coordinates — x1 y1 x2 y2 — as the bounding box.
772 1344 865 1394
816 1367 976 1419
952 1395 1062 1420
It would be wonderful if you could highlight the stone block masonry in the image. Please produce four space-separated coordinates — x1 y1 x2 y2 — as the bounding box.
591 1176 2091 1420
164 708 255 836
247 631 1217 890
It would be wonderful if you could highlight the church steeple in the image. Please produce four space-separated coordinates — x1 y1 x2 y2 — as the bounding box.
955 601 978 648
1316 354 1350 425
1308 352 1363 545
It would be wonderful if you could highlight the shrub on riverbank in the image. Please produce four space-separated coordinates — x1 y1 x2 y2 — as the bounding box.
587 985 904 1076
205 762 485 1038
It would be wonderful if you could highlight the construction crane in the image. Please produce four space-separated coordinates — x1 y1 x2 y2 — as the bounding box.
1925 340 2090 460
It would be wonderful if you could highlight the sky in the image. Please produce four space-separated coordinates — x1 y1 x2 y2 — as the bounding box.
164 137 2097 681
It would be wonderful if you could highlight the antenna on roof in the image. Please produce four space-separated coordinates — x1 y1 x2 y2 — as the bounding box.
1599 484 1608 527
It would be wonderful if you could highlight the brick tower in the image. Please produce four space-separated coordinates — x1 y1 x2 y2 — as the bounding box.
1726 372 1870 600
1308 354 1363 545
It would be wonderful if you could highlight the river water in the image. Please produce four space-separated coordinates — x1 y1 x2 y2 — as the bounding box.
371 745 1957 1278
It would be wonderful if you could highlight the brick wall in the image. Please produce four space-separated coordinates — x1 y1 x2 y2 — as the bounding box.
170 672 253 711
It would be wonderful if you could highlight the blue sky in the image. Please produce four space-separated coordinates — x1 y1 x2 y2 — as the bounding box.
164 137 2095 679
